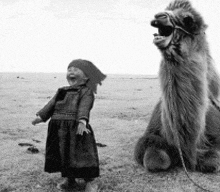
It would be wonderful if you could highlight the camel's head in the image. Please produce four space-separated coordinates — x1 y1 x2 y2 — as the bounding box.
151 0 207 50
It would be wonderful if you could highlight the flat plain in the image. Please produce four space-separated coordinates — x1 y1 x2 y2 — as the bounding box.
0 72 220 192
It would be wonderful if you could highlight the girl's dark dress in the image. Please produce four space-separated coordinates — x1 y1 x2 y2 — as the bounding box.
37 83 99 178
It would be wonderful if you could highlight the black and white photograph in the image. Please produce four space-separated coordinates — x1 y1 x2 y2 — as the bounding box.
1 0 220 191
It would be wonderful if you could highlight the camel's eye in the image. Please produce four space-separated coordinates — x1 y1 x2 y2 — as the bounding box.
183 15 194 29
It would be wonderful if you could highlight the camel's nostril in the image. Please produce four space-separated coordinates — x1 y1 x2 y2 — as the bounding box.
155 12 168 19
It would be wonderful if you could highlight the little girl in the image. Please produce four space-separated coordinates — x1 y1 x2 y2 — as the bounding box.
32 59 106 192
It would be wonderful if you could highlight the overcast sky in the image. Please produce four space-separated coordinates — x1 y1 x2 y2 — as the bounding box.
1 0 220 75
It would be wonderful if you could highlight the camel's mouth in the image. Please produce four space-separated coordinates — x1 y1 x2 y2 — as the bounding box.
154 25 173 37
151 13 174 48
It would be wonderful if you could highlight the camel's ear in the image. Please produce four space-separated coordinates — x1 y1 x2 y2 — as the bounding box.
203 24 208 30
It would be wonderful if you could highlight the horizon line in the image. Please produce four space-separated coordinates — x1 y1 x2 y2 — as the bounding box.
0 71 158 76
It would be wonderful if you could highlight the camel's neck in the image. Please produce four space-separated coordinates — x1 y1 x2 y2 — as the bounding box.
159 56 208 144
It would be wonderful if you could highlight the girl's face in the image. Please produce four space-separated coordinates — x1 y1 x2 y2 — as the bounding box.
66 67 88 86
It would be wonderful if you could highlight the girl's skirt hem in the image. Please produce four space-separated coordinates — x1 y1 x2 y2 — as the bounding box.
61 167 100 178
44 167 100 178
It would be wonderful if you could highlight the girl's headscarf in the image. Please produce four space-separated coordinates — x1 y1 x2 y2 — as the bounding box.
68 59 106 93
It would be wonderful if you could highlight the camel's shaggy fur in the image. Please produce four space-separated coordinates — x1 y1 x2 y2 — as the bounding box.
134 0 220 173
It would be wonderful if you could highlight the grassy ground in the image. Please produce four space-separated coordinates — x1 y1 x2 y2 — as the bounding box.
0 72 220 192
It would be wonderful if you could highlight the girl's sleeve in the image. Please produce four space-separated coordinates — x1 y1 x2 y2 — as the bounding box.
36 89 59 122
77 88 95 122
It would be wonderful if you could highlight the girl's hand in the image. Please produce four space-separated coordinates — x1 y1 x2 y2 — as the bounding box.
32 116 43 125
76 122 90 135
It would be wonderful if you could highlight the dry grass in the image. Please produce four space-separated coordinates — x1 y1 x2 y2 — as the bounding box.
0 72 220 192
